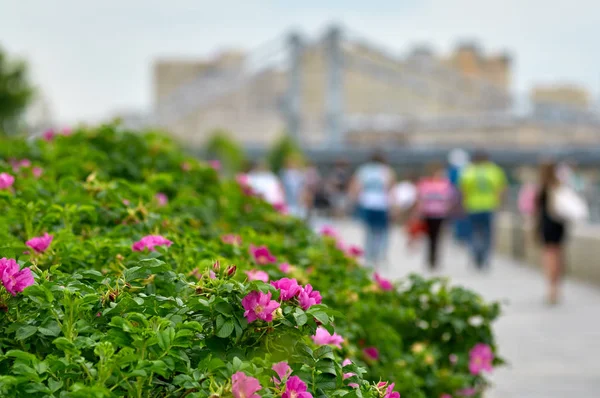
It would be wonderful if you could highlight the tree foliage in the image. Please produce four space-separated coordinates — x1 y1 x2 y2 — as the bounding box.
267 133 304 173
0 46 34 135
204 129 247 176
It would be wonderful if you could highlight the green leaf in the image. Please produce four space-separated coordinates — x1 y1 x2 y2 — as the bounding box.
123 266 148 282
310 310 330 325
22 285 54 305
214 300 234 316
139 258 170 273
215 315 234 338
313 346 335 361
4 350 38 363
293 308 308 326
15 325 37 341
315 359 336 375
52 337 80 356
149 360 169 377
315 373 337 390
48 379 63 393
38 321 61 337
157 328 175 351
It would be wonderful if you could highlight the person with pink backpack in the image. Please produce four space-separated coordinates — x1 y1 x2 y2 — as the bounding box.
415 162 456 270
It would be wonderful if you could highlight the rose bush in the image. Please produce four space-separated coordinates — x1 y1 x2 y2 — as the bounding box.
0 125 503 397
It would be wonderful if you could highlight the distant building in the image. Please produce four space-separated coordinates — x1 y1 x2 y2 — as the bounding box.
152 31 512 148
530 84 592 122
151 26 599 149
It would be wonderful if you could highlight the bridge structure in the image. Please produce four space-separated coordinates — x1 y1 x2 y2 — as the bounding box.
148 24 600 164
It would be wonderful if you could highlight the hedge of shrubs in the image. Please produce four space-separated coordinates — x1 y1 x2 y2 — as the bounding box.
0 125 502 397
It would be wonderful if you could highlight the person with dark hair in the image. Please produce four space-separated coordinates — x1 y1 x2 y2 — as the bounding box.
459 150 507 269
535 162 567 304
348 150 395 268
415 162 455 270
327 158 351 218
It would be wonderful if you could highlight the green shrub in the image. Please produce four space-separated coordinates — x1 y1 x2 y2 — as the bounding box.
0 126 502 397
204 129 247 176
267 134 304 173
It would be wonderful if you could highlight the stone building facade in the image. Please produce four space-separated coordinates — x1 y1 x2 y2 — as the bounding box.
152 35 514 148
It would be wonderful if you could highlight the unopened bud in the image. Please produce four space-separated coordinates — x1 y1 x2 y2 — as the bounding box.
116 254 124 262
213 260 221 272
226 265 237 277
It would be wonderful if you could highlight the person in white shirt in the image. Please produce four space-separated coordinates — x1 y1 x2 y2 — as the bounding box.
247 160 285 207
392 175 418 214
348 150 395 268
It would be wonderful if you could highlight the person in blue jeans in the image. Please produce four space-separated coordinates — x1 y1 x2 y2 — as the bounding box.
348 151 395 268
459 151 507 269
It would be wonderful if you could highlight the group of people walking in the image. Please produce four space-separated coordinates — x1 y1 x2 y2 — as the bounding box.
244 150 588 305
348 150 586 305
347 149 506 271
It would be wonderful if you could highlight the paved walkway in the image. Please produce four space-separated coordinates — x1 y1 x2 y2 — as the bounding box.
335 221 600 398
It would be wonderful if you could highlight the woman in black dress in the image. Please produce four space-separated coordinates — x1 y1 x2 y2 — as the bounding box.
536 162 566 304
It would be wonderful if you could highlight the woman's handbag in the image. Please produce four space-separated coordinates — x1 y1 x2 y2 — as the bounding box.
550 184 589 223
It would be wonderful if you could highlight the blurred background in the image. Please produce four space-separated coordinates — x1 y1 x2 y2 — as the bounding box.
3 1 600 396
3 1 600 217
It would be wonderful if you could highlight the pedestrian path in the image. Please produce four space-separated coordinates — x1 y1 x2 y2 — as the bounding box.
335 221 600 398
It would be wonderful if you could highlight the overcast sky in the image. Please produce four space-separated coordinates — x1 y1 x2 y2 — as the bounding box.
1 0 599 123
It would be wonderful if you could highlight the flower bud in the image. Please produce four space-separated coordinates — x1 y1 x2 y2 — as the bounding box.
226 265 237 277
213 260 221 272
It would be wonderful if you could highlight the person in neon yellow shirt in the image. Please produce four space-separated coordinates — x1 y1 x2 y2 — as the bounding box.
459 150 507 269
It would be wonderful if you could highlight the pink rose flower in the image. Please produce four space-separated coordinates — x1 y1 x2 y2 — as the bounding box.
132 235 172 252
12 159 31 172
0 173 15 190
61 127 72 136
209 160 221 171
190 268 202 279
279 262 291 273
282 376 312 398
245 269 269 282
0 258 35 296
319 225 338 238
298 284 322 310
221 234 242 246
271 278 302 301
374 273 393 291
458 387 477 397
384 382 400 398
342 359 358 388
236 174 255 196
273 202 288 214
346 245 364 258
32 167 43 178
468 343 494 375
209 270 217 279
272 361 292 384
42 129 55 141
363 347 379 361
449 354 458 365
25 233 53 253
155 192 168 206
180 161 191 171
231 371 261 398
241 291 280 323
249 245 277 265
312 326 344 348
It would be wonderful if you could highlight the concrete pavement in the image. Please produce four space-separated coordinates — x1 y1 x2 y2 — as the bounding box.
335 221 600 398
